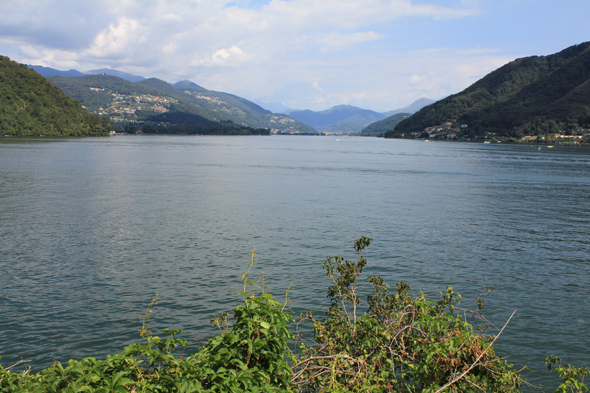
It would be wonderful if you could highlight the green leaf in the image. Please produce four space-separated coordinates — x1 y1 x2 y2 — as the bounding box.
260 321 270 329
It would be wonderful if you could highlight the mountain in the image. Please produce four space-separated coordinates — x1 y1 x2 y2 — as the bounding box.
28 65 85 78
173 79 207 91
1 56 111 136
169 81 315 133
47 74 316 133
393 42 590 138
27 65 145 82
288 105 386 132
361 113 412 134
382 98 436 116
323 121 371 134
86 68 145 82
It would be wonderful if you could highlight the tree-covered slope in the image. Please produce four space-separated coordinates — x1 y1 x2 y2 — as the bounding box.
322 121 367 134
0 56 111 136
361 113 411 134
394 42 590 137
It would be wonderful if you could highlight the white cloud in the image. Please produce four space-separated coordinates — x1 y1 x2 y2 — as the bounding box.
1 0 522 111
90 19 144 58
211 45 248 65
318 31 384 52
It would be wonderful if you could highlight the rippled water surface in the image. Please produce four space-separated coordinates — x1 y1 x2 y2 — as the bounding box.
1 135 589 390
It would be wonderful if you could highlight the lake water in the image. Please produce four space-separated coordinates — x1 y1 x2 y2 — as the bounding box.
1 135 589 390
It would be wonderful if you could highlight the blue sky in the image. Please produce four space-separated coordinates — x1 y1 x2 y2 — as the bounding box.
1 0 589 112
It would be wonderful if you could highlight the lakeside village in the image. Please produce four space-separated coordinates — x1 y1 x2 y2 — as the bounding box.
405 122 590 145
90 88 176 122
91 88 308 135
89 86 590 141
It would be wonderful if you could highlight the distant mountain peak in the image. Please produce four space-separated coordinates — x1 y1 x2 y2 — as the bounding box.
85 69 145 83
382 98 436 117
288 104 386 131
173 80 205 89
28 65 86 78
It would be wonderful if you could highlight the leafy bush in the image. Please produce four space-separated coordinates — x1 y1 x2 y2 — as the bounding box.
292 236 522 392
546 356 589 393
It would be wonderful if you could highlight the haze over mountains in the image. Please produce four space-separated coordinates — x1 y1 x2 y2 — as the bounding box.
28 64 435 134
382 98 436 117
29 65 145 82
286 99 435 133
25 40 590 139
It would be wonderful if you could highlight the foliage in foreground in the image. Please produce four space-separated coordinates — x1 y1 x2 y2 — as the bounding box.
1 238 588 392
292 236 521 392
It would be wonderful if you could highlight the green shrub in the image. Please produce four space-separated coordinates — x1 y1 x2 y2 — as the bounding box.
292 236 522 392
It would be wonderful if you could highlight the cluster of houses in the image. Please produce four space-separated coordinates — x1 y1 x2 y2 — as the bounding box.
183 91 228 107
88 88 178 121
409 122 468 139
268 114 303 134
409 120 589 143
521 134 585 141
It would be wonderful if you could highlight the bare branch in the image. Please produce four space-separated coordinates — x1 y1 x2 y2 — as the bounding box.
5 359 31 371
433 310 517 393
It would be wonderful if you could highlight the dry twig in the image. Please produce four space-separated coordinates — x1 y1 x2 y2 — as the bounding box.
433 310 517 393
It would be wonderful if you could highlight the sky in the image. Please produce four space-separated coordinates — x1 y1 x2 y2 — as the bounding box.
1 0 589 112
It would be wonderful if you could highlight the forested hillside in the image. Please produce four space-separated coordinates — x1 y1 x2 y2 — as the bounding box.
0 56 111 136
361 113 411 134
393 42 590 137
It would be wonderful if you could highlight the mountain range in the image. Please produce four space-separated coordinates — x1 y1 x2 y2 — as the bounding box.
392 41 590 138
29 65 145 82
43 73 315 134
287 105 385 133
287 98 435 133
28 64 436 134
25 41 590 139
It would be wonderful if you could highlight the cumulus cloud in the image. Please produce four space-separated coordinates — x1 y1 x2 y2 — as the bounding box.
1 0 515 111
211 45 248 65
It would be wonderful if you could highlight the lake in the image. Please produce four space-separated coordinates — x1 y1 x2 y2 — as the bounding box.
1 135 589 390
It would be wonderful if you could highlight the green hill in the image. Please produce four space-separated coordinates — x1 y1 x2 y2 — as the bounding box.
393 42 590 138
48 75 316 134
323 121 367 134
0 56 111 136
361 113 411 134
